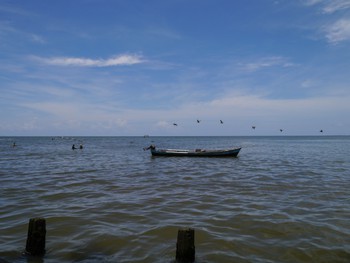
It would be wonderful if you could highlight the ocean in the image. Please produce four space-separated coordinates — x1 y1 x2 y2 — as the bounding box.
0 136 350 263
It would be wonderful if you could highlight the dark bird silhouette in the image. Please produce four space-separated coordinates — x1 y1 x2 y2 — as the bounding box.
280 129 283 132
252 126 256 130
220 120 224 124
320 129 323 133
197 120 201 123
173 123 178 126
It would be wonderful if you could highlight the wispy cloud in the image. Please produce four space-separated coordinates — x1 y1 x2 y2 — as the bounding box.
303 0 323 6
302 0 350 43
0 21 46 45
0 21 16 34
30 34 46 44
322 0 350 13
34 54 144 67
237 56 295 72
324 19 350 44
303 0 350 13
0 4 34 16
3 87 350 135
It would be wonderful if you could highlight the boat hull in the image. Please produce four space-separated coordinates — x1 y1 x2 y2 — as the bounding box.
150 147 241 157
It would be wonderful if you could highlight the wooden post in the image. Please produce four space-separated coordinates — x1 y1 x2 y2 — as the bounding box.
176 228 195 263
25 218 46 256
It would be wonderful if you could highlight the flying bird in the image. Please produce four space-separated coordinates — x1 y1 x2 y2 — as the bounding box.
173 123 178 126
252 126 256 130
220 120 224 124
320 129 323 133
280 129 283 132
197 120 201 123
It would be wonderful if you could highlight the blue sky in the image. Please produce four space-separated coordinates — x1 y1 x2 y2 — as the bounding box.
1 0 350 136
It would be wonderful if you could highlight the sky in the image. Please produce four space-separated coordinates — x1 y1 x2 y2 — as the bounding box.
1 0 350 136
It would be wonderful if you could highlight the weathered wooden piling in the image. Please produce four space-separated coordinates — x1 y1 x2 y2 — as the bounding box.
176 228 195 263
25 218 46 256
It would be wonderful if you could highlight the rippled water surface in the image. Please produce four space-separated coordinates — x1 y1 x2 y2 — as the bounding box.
1 136 350 262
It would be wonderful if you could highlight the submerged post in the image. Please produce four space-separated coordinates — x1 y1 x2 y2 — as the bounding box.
176 228 195 263
25 218 46 256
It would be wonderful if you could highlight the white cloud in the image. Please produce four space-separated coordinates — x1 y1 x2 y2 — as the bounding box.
30 34 46 44
324 19 350 43
35 54 144 67
0 4 34 16
301 79 317 88
238 56 294 72
22 102 82 118
4 90 349 135
322 0 350 13
155 121 173 129
19 101 129 133
303 0 323 6
303 0 350 13
302 0 350 43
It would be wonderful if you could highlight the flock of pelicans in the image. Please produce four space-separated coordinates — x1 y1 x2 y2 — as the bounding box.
171 120 324 133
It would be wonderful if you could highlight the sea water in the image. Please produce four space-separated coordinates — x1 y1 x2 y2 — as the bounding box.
0 136 350 262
